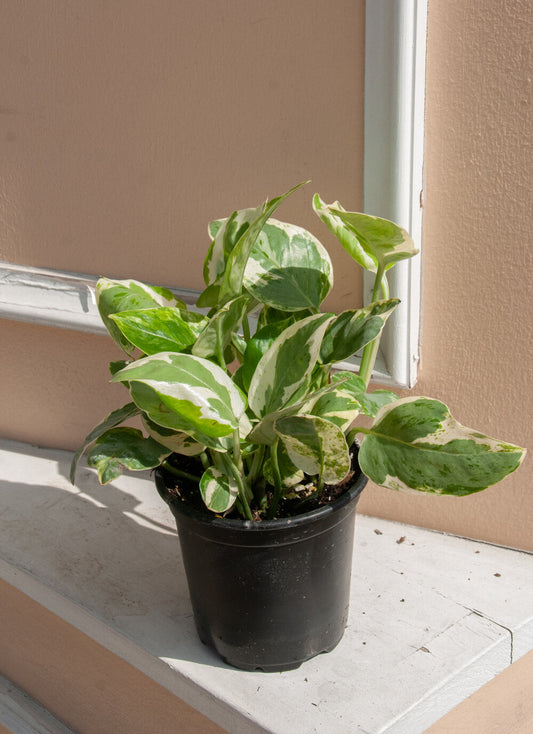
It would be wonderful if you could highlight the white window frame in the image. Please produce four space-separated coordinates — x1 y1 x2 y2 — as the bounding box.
0 0 427 389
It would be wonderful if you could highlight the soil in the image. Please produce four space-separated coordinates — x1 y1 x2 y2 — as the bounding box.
159 446 360 521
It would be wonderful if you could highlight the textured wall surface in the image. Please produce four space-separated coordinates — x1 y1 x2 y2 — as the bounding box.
1 1 532 549
358 0 533 549
0 0 364 310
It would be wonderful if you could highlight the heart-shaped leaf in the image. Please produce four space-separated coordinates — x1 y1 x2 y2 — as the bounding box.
313 194 376 272
200 467 239 513
330 209 418 270
96 278 184 355
87 427 170 484
243 219 333 311
358 397 526 495
274 414 351 485
248 313 333 418
319 299 399 365
70 401 141 483
112 352 246 442
110 308 206 355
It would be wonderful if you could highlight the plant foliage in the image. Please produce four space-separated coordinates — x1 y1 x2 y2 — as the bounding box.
71 184 526 519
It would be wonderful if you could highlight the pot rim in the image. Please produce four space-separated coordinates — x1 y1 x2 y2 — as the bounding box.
155 461 368 534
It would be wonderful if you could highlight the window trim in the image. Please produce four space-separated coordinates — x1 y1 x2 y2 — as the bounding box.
0 1 427 388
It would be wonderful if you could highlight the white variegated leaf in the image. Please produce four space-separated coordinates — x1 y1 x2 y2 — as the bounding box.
96 278 183 354
274 414 351 485
87 427 171 484
329 209 418 270
112 352 246 442
310 388 361 432
313 194 376 272
243 219 333 311
358 397 526 496
248 313 334 418
200 467 238 513
142 415 205 456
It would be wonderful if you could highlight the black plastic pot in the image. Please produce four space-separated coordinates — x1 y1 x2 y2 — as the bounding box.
155 462 367 672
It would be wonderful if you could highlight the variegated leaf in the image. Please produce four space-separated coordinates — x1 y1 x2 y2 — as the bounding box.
192 295 250 359
70 401 141 483
274 415 351 485
220 184 310 304
96 278 184 355
256 305 313 331
263 443 304 488
358 397 526 495
199 467 239 513
201 182 308 305
330 209 418 270
110 308 206 355
87 427 171 484
319 300 399 365
313 194 376 272
112 352 246 440
142 415 205 456
240 318 295 392
248 313 334 418
310 388 361 432
248 380 344 445
129 382 233 451
332 372 398 417
243 219 333 311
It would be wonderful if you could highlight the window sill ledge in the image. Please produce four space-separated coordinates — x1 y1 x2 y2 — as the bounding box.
1 438 532 734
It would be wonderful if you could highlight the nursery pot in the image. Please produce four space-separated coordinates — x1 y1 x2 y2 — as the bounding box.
155 461 367 672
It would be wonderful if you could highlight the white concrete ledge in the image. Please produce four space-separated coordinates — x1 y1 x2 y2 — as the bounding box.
1 438 532 734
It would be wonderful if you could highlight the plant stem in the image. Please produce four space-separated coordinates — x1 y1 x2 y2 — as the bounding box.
248 444 266 498
242 314 251 342
215 320 226 370
358 262 387 389
160 459 202 483
222 452 253 521
266 440 283 520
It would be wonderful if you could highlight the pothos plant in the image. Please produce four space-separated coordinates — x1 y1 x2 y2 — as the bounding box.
71 182 525 520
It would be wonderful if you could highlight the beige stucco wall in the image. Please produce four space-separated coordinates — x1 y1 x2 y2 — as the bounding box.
1 1 531 550
0 0 364 309
358 0 532 550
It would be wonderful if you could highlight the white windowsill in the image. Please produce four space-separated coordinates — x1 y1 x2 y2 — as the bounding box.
1 438 533 734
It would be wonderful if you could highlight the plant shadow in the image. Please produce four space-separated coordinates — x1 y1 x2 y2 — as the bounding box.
0 442 230 671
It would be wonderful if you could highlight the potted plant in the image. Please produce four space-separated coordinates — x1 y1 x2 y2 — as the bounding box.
71 182 525 671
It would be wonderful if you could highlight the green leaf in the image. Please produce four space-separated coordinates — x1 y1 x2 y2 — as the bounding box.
199 467 239 513
192 295 250 359
70 402 141 483
141 415 205 455
274 415 351 485
319 300 399 365
248 313 334 418
330 209 418 270
313 194 377 272
243 219 333 311
310 388 361 432
110 308 206 355
263 443 304 488
201 182 309 307
219 182 310 304
332 372 398 417
109 360 129 376
112 352 246 443
358 397 526 495
240 318 294 392
87 427 171 484
96 278 184 355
